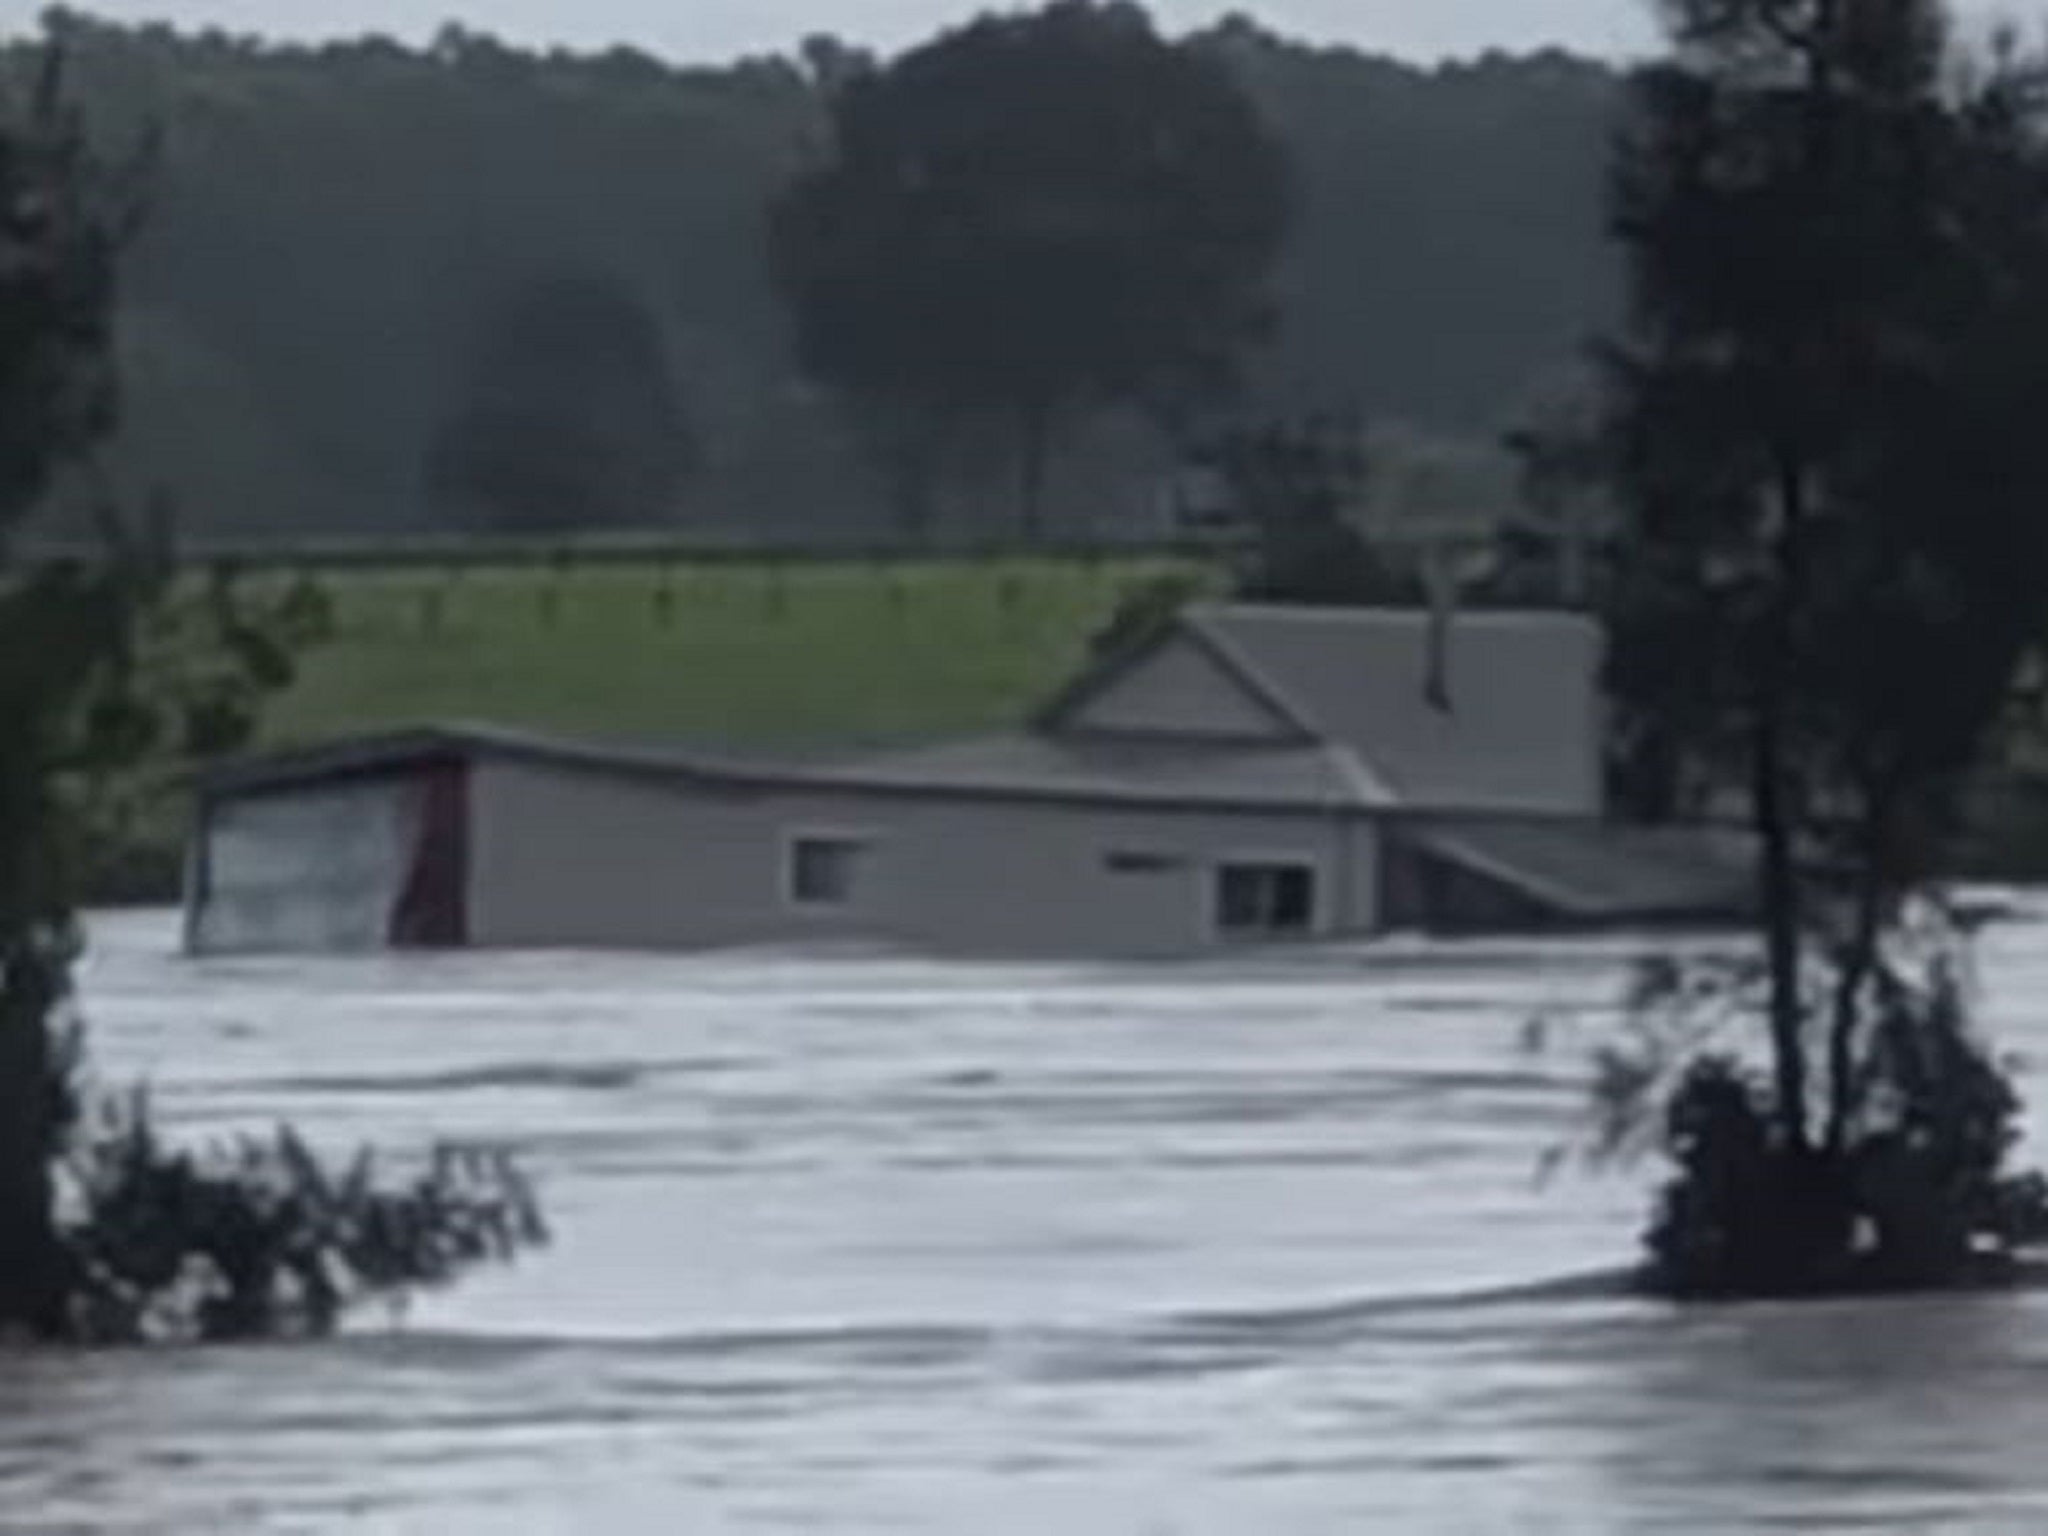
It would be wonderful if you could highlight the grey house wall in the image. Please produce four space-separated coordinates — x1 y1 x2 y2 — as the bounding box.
467 757 1379 957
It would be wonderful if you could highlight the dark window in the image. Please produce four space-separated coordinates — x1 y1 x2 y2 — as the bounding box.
789 836 865 906
1105 850 1183 874
1216 862 1316 937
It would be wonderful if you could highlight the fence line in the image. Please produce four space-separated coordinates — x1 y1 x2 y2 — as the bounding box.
12 533 1231 576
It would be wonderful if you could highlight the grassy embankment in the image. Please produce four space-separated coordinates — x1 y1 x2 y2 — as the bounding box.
101 552 1217 902
265 554 1210 745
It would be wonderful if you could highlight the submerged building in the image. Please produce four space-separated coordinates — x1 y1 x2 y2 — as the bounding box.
184 603 1753 956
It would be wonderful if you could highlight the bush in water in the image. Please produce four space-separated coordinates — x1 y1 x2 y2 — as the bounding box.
59 1102 546 1345
1560 910 2048 1298
24 940 546 1346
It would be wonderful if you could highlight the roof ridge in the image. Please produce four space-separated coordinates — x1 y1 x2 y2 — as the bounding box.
1033 606 1312 740
1026 608 1180 730
1179 609 1322 742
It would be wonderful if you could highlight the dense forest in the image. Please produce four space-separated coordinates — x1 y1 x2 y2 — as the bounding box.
13 10 1622 545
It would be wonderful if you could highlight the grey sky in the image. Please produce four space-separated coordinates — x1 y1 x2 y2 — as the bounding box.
3 2 1657 64
6 1 2029 64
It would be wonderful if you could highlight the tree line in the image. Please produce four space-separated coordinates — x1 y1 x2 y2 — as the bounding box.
6 8 1620 546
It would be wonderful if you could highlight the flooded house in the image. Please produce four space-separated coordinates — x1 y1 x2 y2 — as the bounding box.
183 603 1753 956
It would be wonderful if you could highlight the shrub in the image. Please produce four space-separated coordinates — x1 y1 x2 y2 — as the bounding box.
35 962 545 1346
1557 916 2048 1299
58 1098 546 1345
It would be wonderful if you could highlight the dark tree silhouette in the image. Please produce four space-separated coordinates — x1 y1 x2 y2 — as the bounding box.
769 0 1291 537
0 42 126 1335
10 17 1631 543
424 271 694 534
1184 414 1411 604
0 41 543 1343
1592 0 2048 1294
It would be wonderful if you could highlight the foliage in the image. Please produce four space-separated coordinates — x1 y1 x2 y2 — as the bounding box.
0 38 538 1342
1554 918 2048 1296
1082 568 1211 662
0 35 145 1336
0 60 119 524
1603 0 2048 876
768 1 1291 534
60 1090 545 1345
1577 0 2048 1297
1183 414 1420 603
59 557 334 903
7 16 1627 543
421 271 695 533
1497 381 1611 611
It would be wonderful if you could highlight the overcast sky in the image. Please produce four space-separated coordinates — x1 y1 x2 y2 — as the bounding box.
0 1 2030 64
0 2 1660 64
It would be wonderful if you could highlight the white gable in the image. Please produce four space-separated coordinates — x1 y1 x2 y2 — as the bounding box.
1061 630 1298 741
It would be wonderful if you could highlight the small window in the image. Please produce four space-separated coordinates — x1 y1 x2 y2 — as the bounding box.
1105 850 1183 874
788 835 867 907
1216 862 1316 938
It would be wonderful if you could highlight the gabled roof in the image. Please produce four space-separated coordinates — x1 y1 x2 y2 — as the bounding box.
1042 601 1603 813
1184 602 1599 736
1034 609 1317 741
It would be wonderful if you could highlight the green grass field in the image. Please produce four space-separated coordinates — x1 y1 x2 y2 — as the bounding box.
248 554 1216 750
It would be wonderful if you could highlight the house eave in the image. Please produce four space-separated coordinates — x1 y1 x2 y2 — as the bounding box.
196 722 1394 820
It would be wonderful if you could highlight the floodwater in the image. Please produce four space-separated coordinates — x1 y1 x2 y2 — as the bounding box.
11 910 2048 1532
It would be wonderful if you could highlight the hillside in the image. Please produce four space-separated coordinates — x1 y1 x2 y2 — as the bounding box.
21 13 1623 545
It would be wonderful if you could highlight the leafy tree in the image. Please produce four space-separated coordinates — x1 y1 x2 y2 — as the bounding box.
423 270 695 533
769 1 1291 537
1202 23 1624 434
0 41 128 1335
1499 376 1610 611
1181 413 1412 603
1588 0 2048 1293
